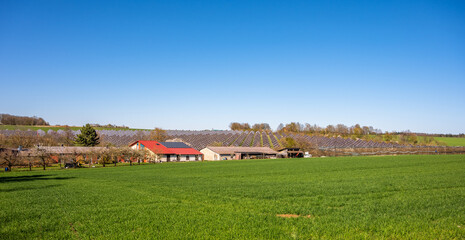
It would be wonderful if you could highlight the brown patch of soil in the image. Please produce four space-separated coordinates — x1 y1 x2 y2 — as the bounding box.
69 222 79 239
276 214 312 218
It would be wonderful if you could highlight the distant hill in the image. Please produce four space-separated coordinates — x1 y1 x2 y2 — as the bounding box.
0 114 49 126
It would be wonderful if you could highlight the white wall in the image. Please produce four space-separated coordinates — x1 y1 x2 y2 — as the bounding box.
200 148 221 160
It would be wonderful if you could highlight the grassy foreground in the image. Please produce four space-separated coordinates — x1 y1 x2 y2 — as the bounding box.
1 155 464 239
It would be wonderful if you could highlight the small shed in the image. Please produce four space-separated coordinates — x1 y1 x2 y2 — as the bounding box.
278 148 304 158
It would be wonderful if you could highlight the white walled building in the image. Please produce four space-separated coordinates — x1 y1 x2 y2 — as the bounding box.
130 140 203 162
200 146 278 160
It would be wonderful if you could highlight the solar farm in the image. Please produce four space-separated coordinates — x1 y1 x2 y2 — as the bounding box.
0 128 411 149
2 128 464 157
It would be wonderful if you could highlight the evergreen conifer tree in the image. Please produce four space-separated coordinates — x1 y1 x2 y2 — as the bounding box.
74 124 100 146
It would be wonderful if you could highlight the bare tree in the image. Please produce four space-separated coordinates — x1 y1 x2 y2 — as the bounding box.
98 147 120 167
110 148 119 166
99 149 112 167
121 147 145 165
0 149 19 171
149 128 168 142
21 151 35 171
9 132 38 148
62 126 75 146
36 147 52 170
66 150 81 168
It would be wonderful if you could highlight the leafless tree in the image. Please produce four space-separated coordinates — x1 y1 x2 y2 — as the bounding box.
9 132 38 148
149 128 168 142
0 149 19 171
21 151 35 171
62 126 75 146
99 148 113 167
35 147 52 170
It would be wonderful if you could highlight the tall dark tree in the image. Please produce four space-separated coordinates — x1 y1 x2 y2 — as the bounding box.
74 124 100 146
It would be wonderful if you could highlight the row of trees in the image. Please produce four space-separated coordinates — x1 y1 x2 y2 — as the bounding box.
229 122 446 146
0 130 75 148
229 121 382 136
88 123 129 129
0 124 170 149
0 146 154 172
0 114 49 126
75 125 169 147
276 122 382 137
229 122 271 131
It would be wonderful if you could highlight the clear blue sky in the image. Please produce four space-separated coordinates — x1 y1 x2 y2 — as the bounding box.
1 0 464 133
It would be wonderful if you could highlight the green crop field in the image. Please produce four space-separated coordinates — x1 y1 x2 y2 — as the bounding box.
435 137 465 147
1 155 465 239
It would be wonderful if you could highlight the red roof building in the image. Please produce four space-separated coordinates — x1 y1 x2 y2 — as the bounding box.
129 140 203 162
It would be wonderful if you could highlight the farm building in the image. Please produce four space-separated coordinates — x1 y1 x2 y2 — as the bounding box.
200 146 278 160
129 140 203 162
278 148 304 158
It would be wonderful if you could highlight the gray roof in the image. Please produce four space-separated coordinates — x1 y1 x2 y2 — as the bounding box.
204 146 278 155
160 142 191 148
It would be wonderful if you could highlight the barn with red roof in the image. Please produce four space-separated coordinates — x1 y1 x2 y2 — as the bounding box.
129 140 203 162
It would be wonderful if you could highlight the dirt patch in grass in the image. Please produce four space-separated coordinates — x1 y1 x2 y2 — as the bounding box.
69 222 80 239
276 214 312 218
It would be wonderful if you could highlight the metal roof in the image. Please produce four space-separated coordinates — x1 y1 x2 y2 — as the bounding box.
159 142 191 148
204 146 278 155
129 140 202 155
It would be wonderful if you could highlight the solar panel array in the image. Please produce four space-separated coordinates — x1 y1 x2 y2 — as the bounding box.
0 129 415 150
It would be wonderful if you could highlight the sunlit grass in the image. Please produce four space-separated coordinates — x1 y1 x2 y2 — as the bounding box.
435 137 465 146
1 155 464 239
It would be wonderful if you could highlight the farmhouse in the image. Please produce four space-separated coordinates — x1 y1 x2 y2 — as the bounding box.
129 140 203 162
200 146 278 160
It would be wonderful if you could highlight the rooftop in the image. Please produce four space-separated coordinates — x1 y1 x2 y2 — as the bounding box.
204 146 278 155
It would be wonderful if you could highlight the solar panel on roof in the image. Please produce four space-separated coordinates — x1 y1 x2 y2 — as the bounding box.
159 142 191 148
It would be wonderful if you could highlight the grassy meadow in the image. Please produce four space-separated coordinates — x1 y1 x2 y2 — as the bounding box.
434 137 465 147
1 155 465 239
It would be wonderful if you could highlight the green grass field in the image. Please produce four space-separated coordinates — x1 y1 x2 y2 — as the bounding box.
435 137 465 146
1 155 465 239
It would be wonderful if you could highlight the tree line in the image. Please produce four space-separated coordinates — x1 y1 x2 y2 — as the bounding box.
0 114 49 126
0 124 169 149
0 146 154 172
229 122 271 131
230 122 447 146
0 124 173 171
